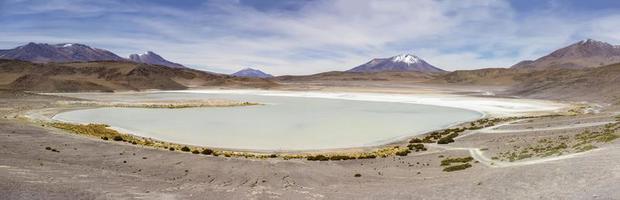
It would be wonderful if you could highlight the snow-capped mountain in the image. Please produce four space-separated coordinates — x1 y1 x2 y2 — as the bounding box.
511 39 620 69
0 42 124 63
128 51 185 68
347 54 445 73
231 68 273 78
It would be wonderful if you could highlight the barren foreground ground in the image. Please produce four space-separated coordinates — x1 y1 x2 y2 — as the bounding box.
0 90 619 200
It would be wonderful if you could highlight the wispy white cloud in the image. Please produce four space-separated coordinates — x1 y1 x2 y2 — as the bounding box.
1 0 620 75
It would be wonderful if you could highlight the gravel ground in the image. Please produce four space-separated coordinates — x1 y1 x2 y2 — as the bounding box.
1 91 619 200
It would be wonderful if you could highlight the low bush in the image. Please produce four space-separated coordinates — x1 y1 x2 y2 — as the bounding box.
357 154 377 159
329 155 355 161
440 156 474 166
395 149 411 156
437 137 454 144
191 150 200 154
112 136 123 141
169 147 175 151
437 133 459 144
180 146 191 152
201 148 213 155
409 138 422 143
407 143 427 151
443 163 472 172
307 154 329 161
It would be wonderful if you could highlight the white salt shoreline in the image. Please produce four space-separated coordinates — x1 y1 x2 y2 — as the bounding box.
160 89 568 117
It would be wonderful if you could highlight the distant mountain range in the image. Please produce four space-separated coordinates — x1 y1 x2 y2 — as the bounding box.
231 68 273 78
129 51 185 68
0 43 185 68
1 39 619 103
0 42 124 63
0 59 276 92
347 54 445 73
3 39 619 74
511 39 620 69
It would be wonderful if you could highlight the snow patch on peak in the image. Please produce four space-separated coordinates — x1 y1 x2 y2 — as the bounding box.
579 38 605 45
139 51 157 57
391 54 420 64
62 43 74 47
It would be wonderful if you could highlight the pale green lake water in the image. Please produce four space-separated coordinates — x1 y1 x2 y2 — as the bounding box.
53 92 482 151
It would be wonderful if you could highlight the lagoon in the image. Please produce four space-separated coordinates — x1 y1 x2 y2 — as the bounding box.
53 92 483 151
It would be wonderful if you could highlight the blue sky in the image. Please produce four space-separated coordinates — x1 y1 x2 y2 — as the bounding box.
1 0 620 75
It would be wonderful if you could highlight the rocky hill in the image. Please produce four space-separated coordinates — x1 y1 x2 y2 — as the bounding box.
128 51 186 69
511 39 620 69
232 68 273 78
429 63 620 103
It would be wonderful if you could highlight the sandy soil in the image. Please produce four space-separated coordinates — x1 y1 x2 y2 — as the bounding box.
1 89 619 199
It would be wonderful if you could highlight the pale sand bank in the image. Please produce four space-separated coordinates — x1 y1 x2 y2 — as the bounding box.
162 89 569 117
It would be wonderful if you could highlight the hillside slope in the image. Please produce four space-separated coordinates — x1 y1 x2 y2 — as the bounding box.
506 63 620 103
511 39 620 69
429 68 533 86
273 71 437 83
0 60 276 92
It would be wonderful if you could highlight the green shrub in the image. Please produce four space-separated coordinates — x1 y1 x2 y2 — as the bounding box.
440 156 474 166
576 144 597 152
354 173 361 177
437 137 454 144
191 150 200 154
407 143 427 151
180 146 191 152
201 148 213 155
169 147 175 151
409 138 422 143
101 136 109 140
437 133 459 144
329 155 355 161
112 136 123 141
307 154 329 161
443 163 472 172
358 154 377 159
395 149 411 156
